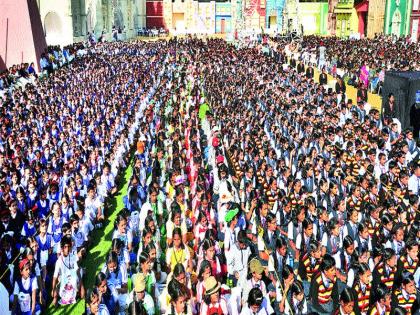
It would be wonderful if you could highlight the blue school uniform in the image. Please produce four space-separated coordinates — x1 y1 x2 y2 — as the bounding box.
35 199 50 219
36 234 54 265
49 216 65 244
15 277 40 315
22 222 36 238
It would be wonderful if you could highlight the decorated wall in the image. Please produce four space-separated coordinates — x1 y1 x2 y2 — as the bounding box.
367 0 385 37
265 0 286 31
334 0 359 37
36 0 145 47
410 0 420 41
384 0 412 36
299 3 328 35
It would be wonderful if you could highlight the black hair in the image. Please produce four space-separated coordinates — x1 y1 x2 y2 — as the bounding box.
95 271 107 287
111 238 125 253
104 251 119 278
61 222 71 234
128 300 148 315
197 260 212 281
340 287 355 304
201 238 214 252
86 287 100 307
114 213 127 229
60 235 72 248
308 239 321 255
343 235 354 250
237 230 249 244
282 265 294 282
401 271 414 286
320 254 336 271
172 227 185 249
374 283 391 303
69 214 79 225
290 280 304 296
326 217 339 235
248 287 264 306
382 248 396 264
138 251 150 266
173 263 186 279
275 236 288 250
302 218 313 231
355 262 370 284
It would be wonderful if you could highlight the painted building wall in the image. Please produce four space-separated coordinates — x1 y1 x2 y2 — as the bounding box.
265 0 286 31
334 0 359 37
410 0 420 41
384 0 412 36
147 0 165 28
299 3 328 35
243 0 266 30
367 0 386 37
36 0 145 47
0 0 47 71
163 0 217 34
37 0 74 46
328 0 339 35
216 2 232 33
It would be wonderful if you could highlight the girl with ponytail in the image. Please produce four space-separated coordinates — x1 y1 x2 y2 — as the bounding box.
337 236 356 285
321 217 341 258
368 283 391 315
396 239 419 287
283 280 308 314
352 263 372 315
298 239 322 297
346 247 370 288
372 248 397 294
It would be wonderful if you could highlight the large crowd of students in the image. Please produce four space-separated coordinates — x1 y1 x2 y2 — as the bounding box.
0 36 419 315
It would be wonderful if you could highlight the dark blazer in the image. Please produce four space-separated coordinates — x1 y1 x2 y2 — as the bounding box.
382 100 399 120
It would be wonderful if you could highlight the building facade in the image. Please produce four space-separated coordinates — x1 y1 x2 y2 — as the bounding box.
0 0 47 71
410 0 420 41
334 0 359 37
355 0 368 37
265 0 286 31
328 0 339 35
384 0 412 36
367 0 386 37
36 0 146 47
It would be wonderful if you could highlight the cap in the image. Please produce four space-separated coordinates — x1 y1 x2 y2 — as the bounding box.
19 258 30 271
133 273 146 292
204 276 220 296
216 155 224 165
225 208 239 223
249 258 264 274
212 137 220 147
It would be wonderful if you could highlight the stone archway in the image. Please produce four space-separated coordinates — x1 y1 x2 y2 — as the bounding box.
44 11 63 45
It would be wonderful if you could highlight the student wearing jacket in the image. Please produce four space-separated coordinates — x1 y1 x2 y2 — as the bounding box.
310 254 339 315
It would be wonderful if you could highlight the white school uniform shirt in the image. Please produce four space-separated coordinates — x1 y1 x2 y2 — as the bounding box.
242 278 267 306
53 253 79 280
408 174 420 195
240 300 272 315
13 276 38 309
227 243 251 282
284 297 308 315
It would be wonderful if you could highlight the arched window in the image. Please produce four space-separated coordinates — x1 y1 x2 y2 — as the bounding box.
44 11 63 44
